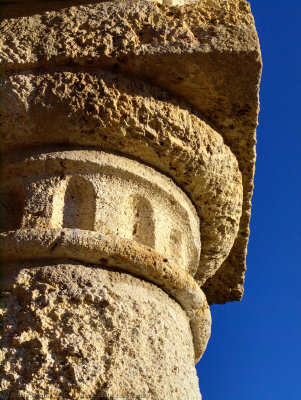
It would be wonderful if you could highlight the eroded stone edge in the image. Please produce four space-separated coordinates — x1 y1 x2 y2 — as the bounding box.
1 228 212 362
0 0 262 303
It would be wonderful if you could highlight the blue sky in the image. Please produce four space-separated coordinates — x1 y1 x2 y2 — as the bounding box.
196 1 301 399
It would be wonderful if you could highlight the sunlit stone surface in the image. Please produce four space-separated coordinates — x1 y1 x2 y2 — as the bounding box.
0 0 261 398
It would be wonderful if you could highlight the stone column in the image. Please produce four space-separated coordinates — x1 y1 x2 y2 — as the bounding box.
0 0 261 399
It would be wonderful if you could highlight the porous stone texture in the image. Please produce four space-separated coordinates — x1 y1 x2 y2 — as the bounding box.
0 262 202 399
1 98 243 284
0 148 214 398
2 150 201 275
0 0 262 302
0 0 261 398
1 227 212 363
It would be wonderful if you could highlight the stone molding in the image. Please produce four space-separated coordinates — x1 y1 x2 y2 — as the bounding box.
1 227 211 362
1 70 244 300
0 0 262 302
0 0 262 397
3 150 202 275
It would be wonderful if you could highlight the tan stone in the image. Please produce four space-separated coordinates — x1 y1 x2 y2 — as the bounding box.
1 263 203 399
2 150 202 275
1 147 213 368
1 102 242 286
0 0 261 397
0 0 262 301
1 227 212 362
0 149 212 397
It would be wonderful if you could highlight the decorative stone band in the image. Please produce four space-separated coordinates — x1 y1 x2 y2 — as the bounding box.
2 149 201 276
0 0 262 304
1 228 211 363
1 70 243 291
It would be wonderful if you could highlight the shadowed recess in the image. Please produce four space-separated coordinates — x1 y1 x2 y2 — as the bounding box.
63 175 96 230
0 185 26 232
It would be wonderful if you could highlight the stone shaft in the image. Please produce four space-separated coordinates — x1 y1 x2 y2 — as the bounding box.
0 0 261 398
1 150 211 398
1 263 201 399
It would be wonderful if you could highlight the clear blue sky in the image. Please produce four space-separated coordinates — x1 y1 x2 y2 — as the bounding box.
196 1 301 399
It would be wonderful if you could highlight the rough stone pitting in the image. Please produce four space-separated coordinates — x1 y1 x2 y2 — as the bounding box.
0 0 262 301
1 227 211 362
1 71 243 289
1 0 261 396
3 150 202 275
0 262 203 399
0 0 259 74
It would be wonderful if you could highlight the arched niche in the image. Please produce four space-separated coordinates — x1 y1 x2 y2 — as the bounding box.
0 185 26 232
130 195 155 248
62 176 96 230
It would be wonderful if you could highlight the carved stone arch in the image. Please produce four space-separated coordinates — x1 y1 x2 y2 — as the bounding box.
63 175 96 230
130 195 155 248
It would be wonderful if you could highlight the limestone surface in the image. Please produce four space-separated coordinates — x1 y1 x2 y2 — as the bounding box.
0 0 262 398
0 0 262 302
1 149 212 396
1 227 212 363
1 100 243 287
2 150 201 275
1 263 202 399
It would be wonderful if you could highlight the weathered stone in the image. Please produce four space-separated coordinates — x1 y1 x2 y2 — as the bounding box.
0 0 262 301
1 227 212 362
1 80 243 286
1 263 203 399
1 150 202 275
0 148 212 397
0 0 261 397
